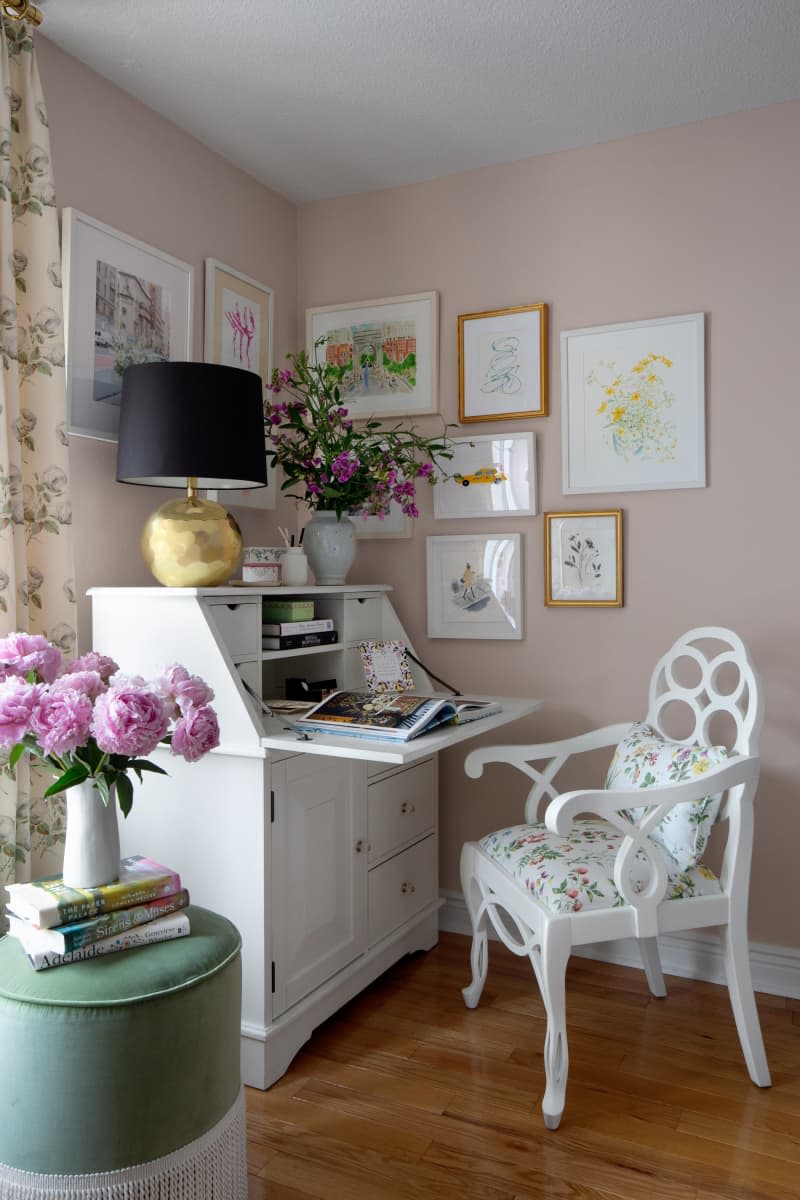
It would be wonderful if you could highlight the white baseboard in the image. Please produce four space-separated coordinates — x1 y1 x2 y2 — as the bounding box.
438 889 800 1000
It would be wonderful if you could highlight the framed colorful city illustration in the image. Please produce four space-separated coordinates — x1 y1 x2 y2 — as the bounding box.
63 208 193 441
306 292 437 419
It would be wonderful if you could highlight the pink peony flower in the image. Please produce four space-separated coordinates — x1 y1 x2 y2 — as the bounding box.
171 703 220 763
64 651 119 683
30 688 93 755
157 663 214 716
0 632 61 683
91 685 170 757
52 670 106 700
0 678 39 747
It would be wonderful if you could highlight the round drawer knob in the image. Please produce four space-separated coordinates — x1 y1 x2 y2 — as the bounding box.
400 881 416 894
400 801 415 814
355 839 370 853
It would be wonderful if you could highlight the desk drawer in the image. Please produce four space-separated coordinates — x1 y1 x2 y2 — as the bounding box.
368 834 437 947
205 601 260 658
367 758 436 865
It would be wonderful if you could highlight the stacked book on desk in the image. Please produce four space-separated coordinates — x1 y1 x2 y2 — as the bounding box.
3 855 190 971
261 598 338 650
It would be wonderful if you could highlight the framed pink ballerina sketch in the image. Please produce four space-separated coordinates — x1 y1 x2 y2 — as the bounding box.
204 258 276 509
204 259 273 382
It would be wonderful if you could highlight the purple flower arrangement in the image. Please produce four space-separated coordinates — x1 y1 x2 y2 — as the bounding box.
0 633 220 816
265 339 453 520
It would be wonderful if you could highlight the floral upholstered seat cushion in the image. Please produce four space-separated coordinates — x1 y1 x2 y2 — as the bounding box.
605 721 728 870
478 820 721 915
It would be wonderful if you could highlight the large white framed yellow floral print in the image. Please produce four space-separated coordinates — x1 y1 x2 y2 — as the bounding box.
561 312 705 493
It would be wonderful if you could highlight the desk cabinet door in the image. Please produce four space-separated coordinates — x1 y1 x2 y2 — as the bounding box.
271 755 367 1017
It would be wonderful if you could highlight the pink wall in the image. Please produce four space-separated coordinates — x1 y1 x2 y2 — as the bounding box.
37 30 798 949
36 37 299 651
298 101 800 947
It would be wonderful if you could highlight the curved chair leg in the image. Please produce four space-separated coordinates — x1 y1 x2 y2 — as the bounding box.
638 936 667 997
460 847 489 1010
533 923 571 1130
720 921 771 1087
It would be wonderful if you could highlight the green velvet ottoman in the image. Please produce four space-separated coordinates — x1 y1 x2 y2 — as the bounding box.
0 905 245 1199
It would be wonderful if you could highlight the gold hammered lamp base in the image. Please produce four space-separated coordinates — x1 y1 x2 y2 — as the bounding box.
141 495 242 587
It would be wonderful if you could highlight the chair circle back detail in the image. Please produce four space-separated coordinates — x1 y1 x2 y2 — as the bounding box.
645 626 763 756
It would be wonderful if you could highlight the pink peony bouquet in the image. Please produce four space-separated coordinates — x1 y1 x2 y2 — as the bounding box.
0 632 220 817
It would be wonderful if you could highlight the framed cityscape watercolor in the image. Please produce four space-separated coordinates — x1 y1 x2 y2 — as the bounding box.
458 302 547 422
306 291 437 420
63 208 193 441
433 432 536 519
427 533 523 639
561 312 705 493
204 259 275 509
544 510 623 607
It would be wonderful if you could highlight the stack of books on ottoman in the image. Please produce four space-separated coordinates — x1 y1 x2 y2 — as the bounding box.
3 855 190 971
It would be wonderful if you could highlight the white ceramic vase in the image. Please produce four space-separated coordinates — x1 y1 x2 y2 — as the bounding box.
62 780 121 890
303 510 357 585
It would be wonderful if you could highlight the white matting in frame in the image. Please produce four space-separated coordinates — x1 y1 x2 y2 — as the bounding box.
353 501 412 538
561 312 705 493
427 533 523 639
306 291 437 420
433 432 536 519
62 208 193 442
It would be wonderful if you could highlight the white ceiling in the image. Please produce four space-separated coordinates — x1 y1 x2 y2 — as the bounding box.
39 0 800 204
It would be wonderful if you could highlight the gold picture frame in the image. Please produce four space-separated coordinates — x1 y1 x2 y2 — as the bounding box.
544 510 623 607
458 302 548 423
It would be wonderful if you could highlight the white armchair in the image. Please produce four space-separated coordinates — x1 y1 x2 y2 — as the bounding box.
460 627 770 1129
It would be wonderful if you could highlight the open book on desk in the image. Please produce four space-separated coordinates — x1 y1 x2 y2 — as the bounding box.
293 691 502 742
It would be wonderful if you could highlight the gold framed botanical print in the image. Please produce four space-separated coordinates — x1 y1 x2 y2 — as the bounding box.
458 302 548 423
544 510 623 607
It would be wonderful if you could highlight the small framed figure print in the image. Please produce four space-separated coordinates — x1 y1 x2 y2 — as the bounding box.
427 533 523 639
544 511 623 607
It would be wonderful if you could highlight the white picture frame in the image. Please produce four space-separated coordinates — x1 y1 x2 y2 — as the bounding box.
204 259 275 510
561 312 705 493
433 432 536 519
352 501 412 538
427 533 523 640
204 258 273 382
459 302 548 422
306 291 437 420
62 208 193 442
544 511 623 607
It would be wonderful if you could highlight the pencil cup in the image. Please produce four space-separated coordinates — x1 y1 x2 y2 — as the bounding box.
280 547 309 586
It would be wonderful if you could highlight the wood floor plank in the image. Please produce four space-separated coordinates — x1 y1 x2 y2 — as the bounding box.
245 933 799 1199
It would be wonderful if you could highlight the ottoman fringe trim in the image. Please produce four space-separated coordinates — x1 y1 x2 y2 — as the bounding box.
0 1087 247 1199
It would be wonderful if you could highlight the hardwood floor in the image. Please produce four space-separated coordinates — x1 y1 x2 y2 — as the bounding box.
246 932 800 1199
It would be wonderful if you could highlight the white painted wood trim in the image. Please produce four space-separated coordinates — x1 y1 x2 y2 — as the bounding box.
438 889 800 1000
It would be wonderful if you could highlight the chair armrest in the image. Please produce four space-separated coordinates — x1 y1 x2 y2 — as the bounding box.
463 723 631 779
542 754 760 937
544 754 760 835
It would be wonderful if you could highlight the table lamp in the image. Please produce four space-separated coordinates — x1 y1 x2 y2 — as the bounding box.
117 361 267 587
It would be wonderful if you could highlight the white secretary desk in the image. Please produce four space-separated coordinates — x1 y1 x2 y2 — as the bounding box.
90 584 541 1088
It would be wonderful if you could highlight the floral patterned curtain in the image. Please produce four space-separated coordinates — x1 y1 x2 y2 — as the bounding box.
0 16 76 892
